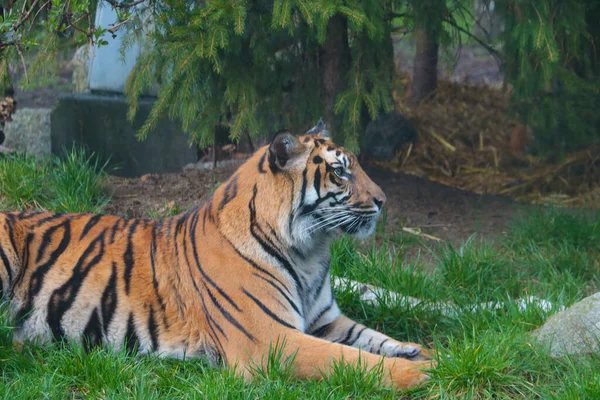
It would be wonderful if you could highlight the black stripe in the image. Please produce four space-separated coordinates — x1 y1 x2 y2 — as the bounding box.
101 262 118 335
313 168 321 198
218 175 238 212
329 173 343 187
307 297 334 332
0 242 13 282
150 224 168 326
82 309 103 352
11 233 34 299
170 217 187 317
109 218 123 244
222 235 292 296
5 214 20 261
35 213 66 227
202 281 256 342
18 211 41 220
202 207 208 235
309 261 330 302
148 307 159 351
249 185 302 292
125 313 140 353
311 322 334 337
287 176 296 236
300 191 341 215
80 214 102 240
199 291 228 340
175 214 186 236
337 323 357 344
123 219 140 294
252 273 301 316
299 168 308 206
198 289 228 365
36 222 63 263
242 288 295 329
15 222 71 325
189 210 242 312
206 201 214 223
347 327 368 346
181 212 206 303
47 229 107 341
377 339 389 354
258 150 267 173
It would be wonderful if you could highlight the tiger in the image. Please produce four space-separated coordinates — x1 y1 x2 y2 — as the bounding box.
0 120 433 389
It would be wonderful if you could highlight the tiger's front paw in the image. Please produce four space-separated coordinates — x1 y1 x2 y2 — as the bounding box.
382 341 432 361
387 359 435 389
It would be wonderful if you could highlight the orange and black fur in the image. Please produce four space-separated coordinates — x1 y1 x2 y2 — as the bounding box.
0 121 432 389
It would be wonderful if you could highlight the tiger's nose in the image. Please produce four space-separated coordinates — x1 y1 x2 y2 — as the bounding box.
373 193 386 210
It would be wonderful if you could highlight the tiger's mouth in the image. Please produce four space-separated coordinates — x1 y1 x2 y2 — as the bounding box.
340 213 379 239
305 208 380 239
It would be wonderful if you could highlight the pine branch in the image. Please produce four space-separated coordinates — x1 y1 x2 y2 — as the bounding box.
443 16 504 64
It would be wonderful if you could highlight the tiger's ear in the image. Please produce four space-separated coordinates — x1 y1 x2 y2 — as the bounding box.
306 118 329 138
269 130 304 169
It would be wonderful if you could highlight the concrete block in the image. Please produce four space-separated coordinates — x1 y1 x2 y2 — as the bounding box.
51 93 197 177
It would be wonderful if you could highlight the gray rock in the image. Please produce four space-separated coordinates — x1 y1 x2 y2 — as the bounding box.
361 112 417 162
533 292 600 357
4 108 52 156
71 45 90 93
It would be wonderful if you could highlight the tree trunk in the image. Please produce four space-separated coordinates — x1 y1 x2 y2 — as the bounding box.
322 14 350 130
411 26 440 102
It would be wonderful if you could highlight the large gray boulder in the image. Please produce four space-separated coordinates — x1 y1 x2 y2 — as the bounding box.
360 112 417 162
533 292 600 357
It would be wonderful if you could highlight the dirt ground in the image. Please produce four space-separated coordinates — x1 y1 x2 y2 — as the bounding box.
103 161 525 248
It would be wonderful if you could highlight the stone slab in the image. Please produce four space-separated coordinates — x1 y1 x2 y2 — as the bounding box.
51 93 197 177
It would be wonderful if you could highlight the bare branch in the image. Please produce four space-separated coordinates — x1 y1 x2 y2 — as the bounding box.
12 0 41 32
14 41 28 83
64 12 91 37
104 0 147 9
108 18 132 34
32 1 52 28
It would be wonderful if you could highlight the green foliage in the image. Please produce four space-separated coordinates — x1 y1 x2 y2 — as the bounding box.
123 1 399 151
0 147 110 213
498 0 600 154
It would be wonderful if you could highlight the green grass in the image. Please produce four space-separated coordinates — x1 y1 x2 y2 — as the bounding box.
0 147 110 213
1 156 599 398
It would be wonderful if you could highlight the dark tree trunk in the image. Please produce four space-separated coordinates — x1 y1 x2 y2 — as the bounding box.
322 14 350 130
411 26 440 102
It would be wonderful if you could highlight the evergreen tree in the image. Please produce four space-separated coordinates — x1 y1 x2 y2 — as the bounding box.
497 0 600 154
123 0 397 151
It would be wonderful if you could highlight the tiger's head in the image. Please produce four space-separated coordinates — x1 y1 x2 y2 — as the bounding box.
265 120 387 244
